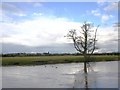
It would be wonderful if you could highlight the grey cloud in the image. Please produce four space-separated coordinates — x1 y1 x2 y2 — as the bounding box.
1 40 118 54
33 2 42 7
113 22 120 27
104 2 118 12
1 3 26 16
97 40 118 53
2 43 76 54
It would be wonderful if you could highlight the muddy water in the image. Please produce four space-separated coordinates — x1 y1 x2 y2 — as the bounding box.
2 61 118 88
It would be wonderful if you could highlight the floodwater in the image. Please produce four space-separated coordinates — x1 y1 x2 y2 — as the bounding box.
2 61 119 88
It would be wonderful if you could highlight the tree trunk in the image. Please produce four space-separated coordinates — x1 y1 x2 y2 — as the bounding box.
84 61 87 73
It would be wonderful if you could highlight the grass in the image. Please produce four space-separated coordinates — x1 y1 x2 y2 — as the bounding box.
1 55 119 66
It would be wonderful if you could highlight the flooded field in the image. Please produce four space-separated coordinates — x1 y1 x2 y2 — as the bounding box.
2 61 119 88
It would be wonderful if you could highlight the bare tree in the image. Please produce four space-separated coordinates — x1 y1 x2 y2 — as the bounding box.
66 22 99 73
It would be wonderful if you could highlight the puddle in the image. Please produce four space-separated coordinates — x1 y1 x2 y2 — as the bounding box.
2 61 118 88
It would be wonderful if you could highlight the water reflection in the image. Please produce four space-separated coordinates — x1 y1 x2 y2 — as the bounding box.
84 73 88 89
2 61 118 88
73 61 118 88
0 66 2 90
74 70 97 88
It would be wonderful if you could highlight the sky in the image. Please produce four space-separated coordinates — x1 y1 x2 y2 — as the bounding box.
0 1 119 53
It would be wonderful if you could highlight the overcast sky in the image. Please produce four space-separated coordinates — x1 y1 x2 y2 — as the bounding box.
0 1 119 53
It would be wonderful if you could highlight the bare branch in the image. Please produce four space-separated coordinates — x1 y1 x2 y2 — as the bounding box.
90 25 99 55
66 22 99 56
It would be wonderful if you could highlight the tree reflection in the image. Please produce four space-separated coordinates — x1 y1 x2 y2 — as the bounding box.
73 62 97 89
85 74 88 89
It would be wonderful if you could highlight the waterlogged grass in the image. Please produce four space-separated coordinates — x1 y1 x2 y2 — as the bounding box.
2 55 119 66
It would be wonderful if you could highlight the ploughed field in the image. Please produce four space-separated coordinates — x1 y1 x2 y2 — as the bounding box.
2 55 119 66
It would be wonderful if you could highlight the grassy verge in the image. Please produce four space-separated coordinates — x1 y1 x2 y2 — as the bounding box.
1 55 119 66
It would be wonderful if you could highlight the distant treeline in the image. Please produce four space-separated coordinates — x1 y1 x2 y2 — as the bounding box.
1 52 120 57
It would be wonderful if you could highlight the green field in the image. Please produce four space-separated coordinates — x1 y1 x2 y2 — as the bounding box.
1 55 119 66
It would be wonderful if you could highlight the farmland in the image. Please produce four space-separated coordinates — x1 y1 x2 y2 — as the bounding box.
1 55 119 66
